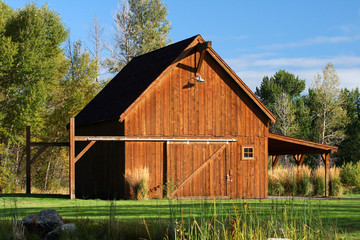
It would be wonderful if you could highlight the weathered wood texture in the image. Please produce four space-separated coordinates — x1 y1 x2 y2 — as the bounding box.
75 120 125 199
123 51 269 199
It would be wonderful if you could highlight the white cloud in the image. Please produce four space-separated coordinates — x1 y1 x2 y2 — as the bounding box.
227 55 360 92
258 35 360 50
235 68 360 92
227 55 360 71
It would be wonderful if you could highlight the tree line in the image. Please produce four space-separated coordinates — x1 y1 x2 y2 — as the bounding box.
0 0 170 192
255 65 360 167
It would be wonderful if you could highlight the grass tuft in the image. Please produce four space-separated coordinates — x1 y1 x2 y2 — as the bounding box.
124 167 150 200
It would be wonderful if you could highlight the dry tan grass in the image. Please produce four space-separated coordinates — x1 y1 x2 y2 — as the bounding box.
124 167 149 200
296 165 311 180
329 166 340 180
312 166 325 180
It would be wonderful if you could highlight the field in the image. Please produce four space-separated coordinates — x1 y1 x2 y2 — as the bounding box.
1 194 360 239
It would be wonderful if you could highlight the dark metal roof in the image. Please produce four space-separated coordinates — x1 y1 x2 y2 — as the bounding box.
74 35 198 126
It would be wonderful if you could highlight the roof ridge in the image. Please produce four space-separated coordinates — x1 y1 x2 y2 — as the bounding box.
132 34 199 59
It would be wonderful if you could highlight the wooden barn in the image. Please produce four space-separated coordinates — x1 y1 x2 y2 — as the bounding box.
70 35 337 200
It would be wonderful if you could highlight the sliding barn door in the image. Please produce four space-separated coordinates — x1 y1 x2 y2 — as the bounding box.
167 143 229 198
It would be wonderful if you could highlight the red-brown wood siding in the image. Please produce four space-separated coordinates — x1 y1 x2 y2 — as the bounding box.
123 51 269 199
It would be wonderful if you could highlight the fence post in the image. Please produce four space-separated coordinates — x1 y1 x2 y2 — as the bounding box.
26 126 31 194
69 118 75 199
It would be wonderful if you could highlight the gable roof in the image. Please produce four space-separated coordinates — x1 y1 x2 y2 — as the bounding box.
74 35 198 126
74 34 275 127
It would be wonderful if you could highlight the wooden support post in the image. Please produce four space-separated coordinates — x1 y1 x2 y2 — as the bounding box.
294 154 306 166
272 155 279 170
69 118 75 199
321 153 330 197
163 142 168 198
26 126 31 194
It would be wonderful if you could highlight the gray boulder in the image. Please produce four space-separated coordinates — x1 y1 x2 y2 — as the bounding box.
20 209 64 236
45 223 77 240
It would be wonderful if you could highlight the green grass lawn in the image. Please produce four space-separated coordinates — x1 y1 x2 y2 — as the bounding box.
1 194 360 239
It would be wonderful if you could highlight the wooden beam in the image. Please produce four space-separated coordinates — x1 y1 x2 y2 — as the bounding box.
195 41 211 75
195 50 206 74
30 146 49 164
26 126 31 194
69 118 75 199
75 141 96 163
196 41 212 52
30 142 69 147
321 153 330 197
272 155 279 170
293 154 306 166
170 144 226 197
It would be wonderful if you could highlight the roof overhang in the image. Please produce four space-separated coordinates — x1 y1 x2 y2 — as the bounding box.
268 133 338 155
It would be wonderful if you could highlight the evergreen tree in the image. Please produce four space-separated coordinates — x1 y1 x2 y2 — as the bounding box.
255 70 305 112
255 70 305 137
337 88 360 165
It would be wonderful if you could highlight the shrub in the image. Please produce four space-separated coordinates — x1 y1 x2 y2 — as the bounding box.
124 167 149 200
329 167 343 197
340 162 360 188
311 166 325 196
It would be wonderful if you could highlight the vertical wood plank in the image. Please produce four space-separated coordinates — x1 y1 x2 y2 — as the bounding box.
237 97 242 136
173 68 180 136
156 86 161 136
69 118 75 199
169 71 175 136
199 62 205 136
231 92 237 136
140 102 145 136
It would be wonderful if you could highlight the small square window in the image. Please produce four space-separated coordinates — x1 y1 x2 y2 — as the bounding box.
242 146 254 160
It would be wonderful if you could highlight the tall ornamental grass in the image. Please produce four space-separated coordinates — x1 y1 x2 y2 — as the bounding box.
124 167 149 200
269 165 343 197
269 165 311 196
329 167 343 197
311 167 325 196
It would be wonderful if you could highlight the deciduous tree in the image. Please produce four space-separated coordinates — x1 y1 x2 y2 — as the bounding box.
106 0 171 73
0 2 68 189
309 63 348 146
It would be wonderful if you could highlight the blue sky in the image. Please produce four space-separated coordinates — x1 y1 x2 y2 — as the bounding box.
6 0 360 91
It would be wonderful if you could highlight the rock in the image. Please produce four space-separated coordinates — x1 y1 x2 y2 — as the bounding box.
45 223 77 240
20 209 64 236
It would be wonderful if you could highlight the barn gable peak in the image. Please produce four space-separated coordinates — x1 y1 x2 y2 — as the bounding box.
74 34 275 127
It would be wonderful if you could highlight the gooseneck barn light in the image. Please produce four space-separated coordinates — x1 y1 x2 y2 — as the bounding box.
195 73 205 82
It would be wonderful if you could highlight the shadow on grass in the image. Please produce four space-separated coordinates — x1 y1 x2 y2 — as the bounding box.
0 193 69 199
